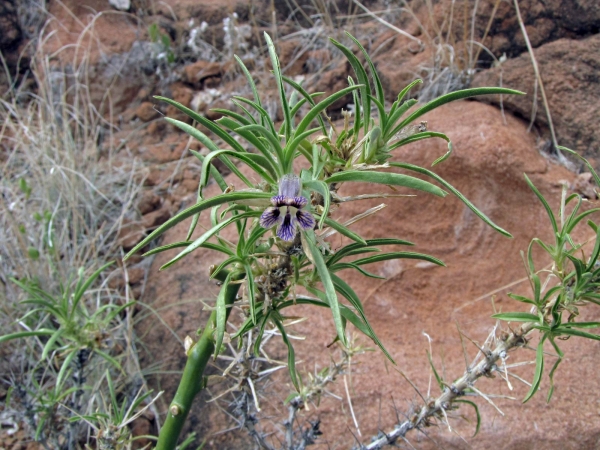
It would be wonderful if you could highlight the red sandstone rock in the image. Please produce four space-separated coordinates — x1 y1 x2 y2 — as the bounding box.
135 101 160 122
118 217 146 251
183 60 222 86
472 34 600 161
137 190 162 215
141 204 172 230
135 101 600 449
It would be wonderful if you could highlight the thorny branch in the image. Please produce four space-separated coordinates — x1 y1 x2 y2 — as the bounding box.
225 326 360 449
358 322 535 449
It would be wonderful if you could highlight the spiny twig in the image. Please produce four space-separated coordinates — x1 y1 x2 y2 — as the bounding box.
358 322 535 449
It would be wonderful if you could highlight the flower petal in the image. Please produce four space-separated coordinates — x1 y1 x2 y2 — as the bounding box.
260 207 283 229
278 174 301 198
271 195 287 207
290 196 308 208
295 209 315 230
277 209 297 241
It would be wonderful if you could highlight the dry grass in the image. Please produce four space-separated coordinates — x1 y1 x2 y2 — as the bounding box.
0 10 155 449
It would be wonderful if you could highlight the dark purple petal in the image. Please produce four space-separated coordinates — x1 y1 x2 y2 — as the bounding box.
290 196 308 208
277 209 297 241
271 195 286 207
260 207 282 229
295 209 315 230
278 174 301 198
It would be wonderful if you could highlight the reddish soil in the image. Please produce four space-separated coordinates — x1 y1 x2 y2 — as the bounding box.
138 101 600 449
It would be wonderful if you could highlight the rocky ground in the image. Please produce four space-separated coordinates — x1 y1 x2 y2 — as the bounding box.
1 0 600 448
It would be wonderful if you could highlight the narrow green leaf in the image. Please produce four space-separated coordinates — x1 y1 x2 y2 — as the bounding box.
523 336 546 403
213 109 253 127
345 32 385 106
329 38 371 134
384 99 418 140
95 349 123 372
507 293 537 305
188 150 228 239
389 162 512 237
70 262 114 321
330 262 386 279
282 75 327 135
585 223 600 272
303 230 346 346
284 127 322 172
55 350 77 396
216 118 280 172
557 327 600 341
369 94 387 131
124 192 272 259
350 251 445 267
244 225 270 254
0 329 56 344
524 174 557 235
155 97 246 154
532 273 542 306
160 211 262 270
491 312 540 323
143 241 235 257
165 118 252 189
396 87 525 131
244 262 257 325
561 321 600 329
303 180 331 230
396 79 422 105
455 399 481 436
561 194 582 236
265 33 292 142
325 170 447 197
200 149 276 187
233 96 278 136
300 289 373 339
232 310 266 340
388 132 453 167
566 253 584 282
565 208 600 235
253 311 271 355
19 300 63 321
320 217 366 245
237 123 285 167
331 274 394 363
234 54 263 111
541 285 563 305
426 350 444 391
273 318 299 391
546 337 563 403
327 238 414 267
215 271 235 360
231 99 258 124
531 237 554 256
104 301 136 323
209 257 241 280
294 85 361 139
41 329 64 360
559 146 600 189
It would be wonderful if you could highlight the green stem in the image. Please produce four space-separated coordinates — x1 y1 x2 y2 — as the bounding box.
155 269 243 450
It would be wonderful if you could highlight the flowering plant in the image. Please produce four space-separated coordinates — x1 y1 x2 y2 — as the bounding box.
124 32 522 448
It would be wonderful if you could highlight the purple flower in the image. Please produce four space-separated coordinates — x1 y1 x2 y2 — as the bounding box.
260 174 315 241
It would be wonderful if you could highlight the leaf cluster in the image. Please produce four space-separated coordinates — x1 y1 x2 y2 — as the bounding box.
125 32 521 392
0 263 136 443
493 147 600 402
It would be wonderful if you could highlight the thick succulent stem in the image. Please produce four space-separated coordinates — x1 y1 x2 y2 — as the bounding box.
361 322 535 449
155 269 243 450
